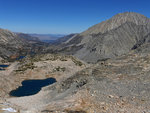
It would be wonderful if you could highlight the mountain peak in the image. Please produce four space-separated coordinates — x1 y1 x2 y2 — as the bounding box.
115 12 146 17
111 12 149 25
82 12 150 35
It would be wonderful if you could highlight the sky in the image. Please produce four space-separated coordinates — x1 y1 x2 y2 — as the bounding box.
0 0 150 34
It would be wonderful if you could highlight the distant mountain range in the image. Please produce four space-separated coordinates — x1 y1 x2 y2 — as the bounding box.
16 33 40 42
29 34 66 42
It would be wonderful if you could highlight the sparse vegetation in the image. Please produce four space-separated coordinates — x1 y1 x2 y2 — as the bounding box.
29 54 68 62
15 62 37 72
64 110 87 113
53 66 66 72
71 57 83 66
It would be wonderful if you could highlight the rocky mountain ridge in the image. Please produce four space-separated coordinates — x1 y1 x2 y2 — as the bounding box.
0 29 27 59
0 28 47 60
57 12 150 63
82 12 150 35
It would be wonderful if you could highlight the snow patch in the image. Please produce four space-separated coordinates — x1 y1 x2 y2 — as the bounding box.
2 107 17 112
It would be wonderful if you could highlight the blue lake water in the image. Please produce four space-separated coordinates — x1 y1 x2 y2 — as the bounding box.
10 78 56 97
0 65 9 68
16 56 26 60
0 65 9 70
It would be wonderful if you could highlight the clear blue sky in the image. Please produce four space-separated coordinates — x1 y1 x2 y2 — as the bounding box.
0 0 150 34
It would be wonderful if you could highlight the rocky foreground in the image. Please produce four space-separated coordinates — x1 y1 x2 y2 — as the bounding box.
0 54 87 113
0 52 150 113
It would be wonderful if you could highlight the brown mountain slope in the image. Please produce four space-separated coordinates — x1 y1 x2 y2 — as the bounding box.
0 28 46 59
0 29 27 59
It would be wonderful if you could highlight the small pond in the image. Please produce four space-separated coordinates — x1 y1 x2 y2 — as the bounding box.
9 78 56 97
0 65 9 70
0 65 9 68
16 56 26 60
